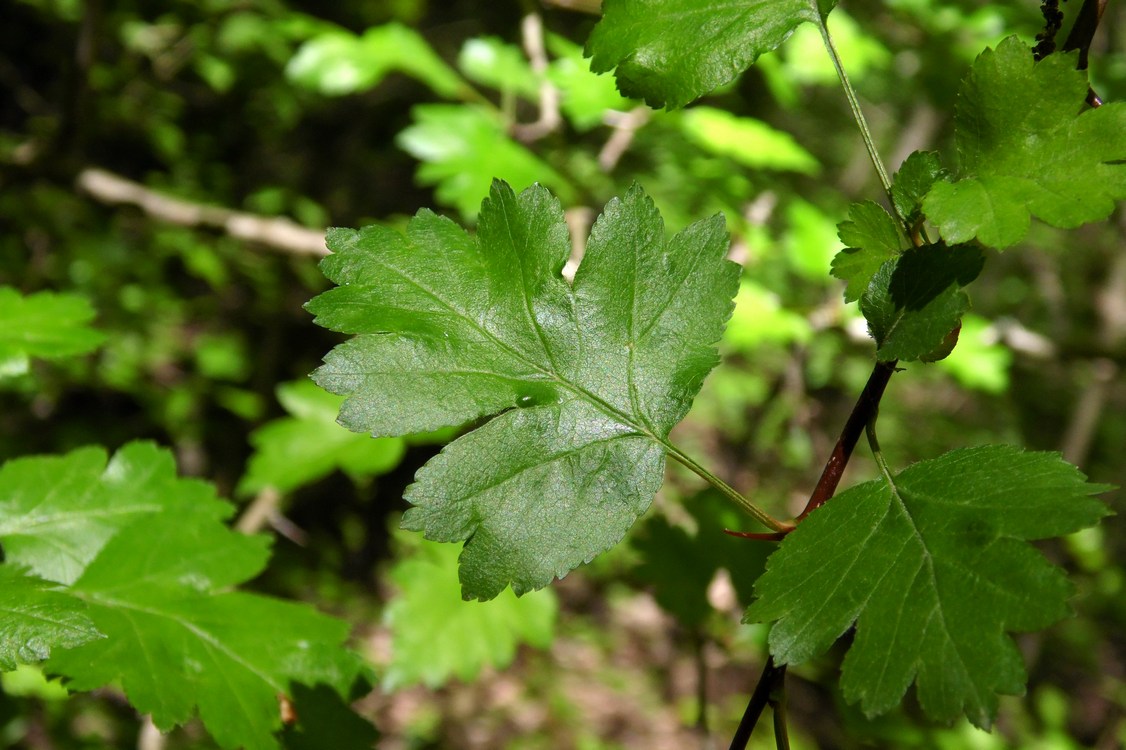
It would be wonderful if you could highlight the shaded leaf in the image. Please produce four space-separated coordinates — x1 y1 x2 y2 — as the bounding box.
859 244 984 362
923 37 1126 248
745 446 1110 727
309 181 739 599
891 151 945 225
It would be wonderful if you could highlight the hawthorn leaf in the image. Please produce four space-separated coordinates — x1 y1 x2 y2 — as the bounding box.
745 446 1111 727
922 37 1126 248
0 442 230 585
239 379 406 495
0 566 102 670
382 536 556 690
396 104 574 219
860 244 984 362
831 201 903 302
48 514 368 750
309 180 740 599
0 287 106 376
586 0 833 109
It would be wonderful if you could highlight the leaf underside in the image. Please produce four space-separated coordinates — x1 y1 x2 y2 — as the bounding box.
309 180 740 599
745 446 1110 727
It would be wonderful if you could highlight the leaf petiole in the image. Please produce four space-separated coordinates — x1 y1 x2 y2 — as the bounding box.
665 445 793 533
812 9 906 233
865 417 897 490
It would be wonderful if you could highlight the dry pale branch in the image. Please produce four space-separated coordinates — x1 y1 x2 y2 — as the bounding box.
77 168 329 257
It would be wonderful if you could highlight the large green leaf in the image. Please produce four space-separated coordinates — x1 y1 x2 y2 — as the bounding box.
0 566 102 671
745 446 1110 727
309 180 739 599
0 443 369 750
586 0 830 108
0 287 106 376
382 536 556 689
923 37 1126 248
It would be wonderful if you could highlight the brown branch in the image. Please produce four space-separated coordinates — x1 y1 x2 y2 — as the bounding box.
76 168 329 257
729 656 787 750
798 359 897 519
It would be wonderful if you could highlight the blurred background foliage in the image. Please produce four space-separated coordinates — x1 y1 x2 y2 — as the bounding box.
1 0 1124 747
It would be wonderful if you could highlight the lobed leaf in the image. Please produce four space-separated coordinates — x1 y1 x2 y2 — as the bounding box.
586 0 831 109
831 201 903 303
745 446 1111 727
0 287 106 377
0 443 370 750
309 180 740 599
923 37 1126 248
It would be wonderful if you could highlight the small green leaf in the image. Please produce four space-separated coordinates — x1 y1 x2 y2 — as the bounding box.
745 446 1111 727
922 37 1126 248
309 181 740 599
0 566 102 671
586 0 830 109
239 380 406 495
396 105 573 219
458 37 539 98
0 287 106 376
382 536 556 689
891 151 945 225
286 23 465 97
678 107 819 174
831 201 904 303
859 244 984 362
